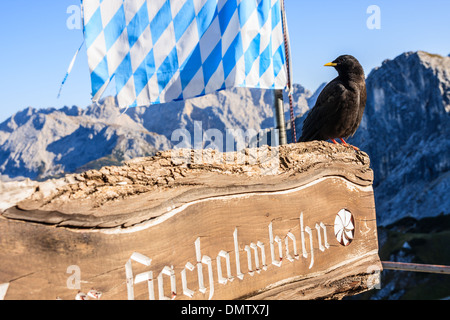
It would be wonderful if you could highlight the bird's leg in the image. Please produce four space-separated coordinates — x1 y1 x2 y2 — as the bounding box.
340 138 360 151
339 138 349 146
331 139 339 145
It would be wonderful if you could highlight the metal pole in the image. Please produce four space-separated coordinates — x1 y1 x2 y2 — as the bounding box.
280 0 296 143
274 89 287 145
382 261 450 275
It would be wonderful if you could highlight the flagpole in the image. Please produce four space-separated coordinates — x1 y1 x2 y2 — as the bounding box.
274 89 287 145
280 0 297 143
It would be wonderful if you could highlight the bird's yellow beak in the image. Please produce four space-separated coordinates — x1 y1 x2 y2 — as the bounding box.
324 62 338 67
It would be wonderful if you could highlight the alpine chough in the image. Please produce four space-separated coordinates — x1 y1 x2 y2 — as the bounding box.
299 55 366 150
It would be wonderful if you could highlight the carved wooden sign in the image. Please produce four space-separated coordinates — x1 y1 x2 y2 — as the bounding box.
0 143 381 300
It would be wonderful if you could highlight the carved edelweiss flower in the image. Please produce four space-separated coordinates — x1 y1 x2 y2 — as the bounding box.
334 209 355 246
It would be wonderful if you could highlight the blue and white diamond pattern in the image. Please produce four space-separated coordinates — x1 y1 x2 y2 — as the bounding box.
82 0 288 107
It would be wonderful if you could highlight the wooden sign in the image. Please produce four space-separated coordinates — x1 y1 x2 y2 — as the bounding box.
0 142 381 300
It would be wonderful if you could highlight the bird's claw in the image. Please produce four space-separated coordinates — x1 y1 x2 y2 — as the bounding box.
344 143 360 151
338 138 359 151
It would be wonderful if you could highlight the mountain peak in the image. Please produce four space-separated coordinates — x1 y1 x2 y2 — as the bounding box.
350 50 450 225
416 50 447 59
374 51 450 74
83 96 122 119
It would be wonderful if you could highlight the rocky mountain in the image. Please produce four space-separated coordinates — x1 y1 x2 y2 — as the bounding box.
296 51 449 300
0 97 172 181
126 84 310 148
350 51 449 226
0 86 311 181
292 51 450 227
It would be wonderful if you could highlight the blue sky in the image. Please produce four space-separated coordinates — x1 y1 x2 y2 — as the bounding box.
0 0 449 123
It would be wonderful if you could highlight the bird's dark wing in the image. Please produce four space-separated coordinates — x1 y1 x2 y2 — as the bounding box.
300 79 347 142
349 84 367 137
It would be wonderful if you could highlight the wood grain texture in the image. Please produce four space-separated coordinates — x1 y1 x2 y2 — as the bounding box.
0 142 381 300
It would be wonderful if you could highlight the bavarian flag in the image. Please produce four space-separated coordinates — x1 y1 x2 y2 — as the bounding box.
82 0 288 108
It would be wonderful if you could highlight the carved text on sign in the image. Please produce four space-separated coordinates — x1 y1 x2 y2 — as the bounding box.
125 211 346 300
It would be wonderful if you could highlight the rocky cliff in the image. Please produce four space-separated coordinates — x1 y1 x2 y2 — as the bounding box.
0 86 311 181
350 51 450 226
0 98 171 181
293 51 450 226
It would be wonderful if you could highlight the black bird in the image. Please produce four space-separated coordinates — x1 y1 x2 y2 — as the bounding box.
299 55 366 150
